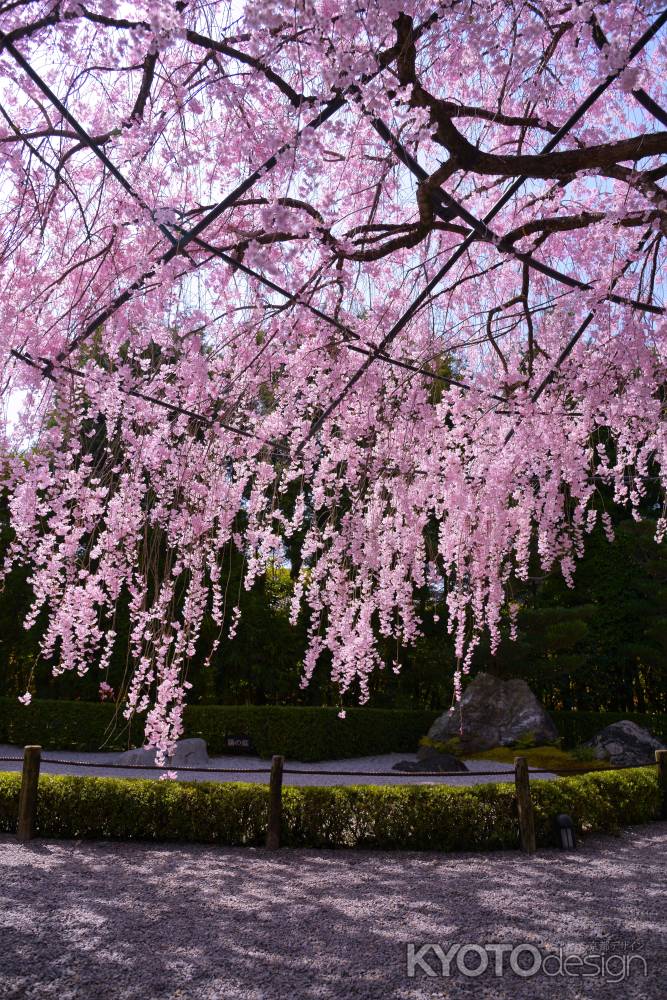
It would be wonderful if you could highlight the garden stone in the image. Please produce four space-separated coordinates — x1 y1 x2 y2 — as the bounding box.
117 738 210 769
422 672 559 754
392 753 468 773
584 721 664 767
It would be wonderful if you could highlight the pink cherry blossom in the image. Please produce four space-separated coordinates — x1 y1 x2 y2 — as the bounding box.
99 681 115 702
0 2 665 754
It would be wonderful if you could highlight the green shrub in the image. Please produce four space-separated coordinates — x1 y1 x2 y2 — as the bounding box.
0 766 659 850
0 697 664 762
281 782 520 851
530 768 661 844
513 730 541 750
0 698 438 760
0 698 145 752
570 743 598 762
0 772 268 844
185 704 440 759
418 735 463 755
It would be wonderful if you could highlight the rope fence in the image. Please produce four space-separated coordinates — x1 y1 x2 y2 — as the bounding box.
0 753 659 776
6 747 666 851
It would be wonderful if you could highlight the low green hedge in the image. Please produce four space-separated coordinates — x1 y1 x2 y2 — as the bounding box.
0 697 664 760
0 699 439 760
283 768 661 849
0 766 659 850
0 772 268 844
0 699 141 753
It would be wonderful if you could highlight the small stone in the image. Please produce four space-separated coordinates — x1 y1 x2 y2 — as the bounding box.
392 753 468 773
117 738 210 769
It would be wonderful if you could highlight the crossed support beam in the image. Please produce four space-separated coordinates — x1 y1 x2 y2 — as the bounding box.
300 8 667 448
3 7 667 457
1 6 507 439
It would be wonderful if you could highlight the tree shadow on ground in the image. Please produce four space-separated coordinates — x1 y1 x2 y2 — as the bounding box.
0 823 665 1000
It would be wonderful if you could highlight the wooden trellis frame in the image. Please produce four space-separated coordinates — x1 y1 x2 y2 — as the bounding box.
2 7 667 454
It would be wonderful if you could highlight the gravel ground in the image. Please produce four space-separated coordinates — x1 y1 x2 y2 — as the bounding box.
0 746 557 786
0 822 664 1000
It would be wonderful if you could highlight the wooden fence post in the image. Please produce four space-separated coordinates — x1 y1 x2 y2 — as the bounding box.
266 754 284 850
514 755 536 854
17 745 41 842
656 750 667 820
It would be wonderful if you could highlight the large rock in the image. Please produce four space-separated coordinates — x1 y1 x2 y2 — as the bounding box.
117 738 210 769
584 721 664 767
424 673 559 754
393 753 468 773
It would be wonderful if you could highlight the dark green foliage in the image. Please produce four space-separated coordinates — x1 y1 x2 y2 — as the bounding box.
187 704 440 759
0 698 438 760
0 497 48 701
1 698 665 758
550 709 667 747
281 782 520 850
198 564 310 705
483 520 667 713
0 698 144 752
530 768 661 844
0 766 659 850
0 773 268 844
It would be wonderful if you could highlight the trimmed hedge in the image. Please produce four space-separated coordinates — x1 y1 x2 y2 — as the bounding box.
0 766 660 850
0 699 143 753
187 704 441 759
0 773 268 844
284 768 661 849
0 697 665 760
0 698 439 760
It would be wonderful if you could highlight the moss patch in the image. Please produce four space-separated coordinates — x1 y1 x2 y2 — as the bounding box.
468 745 611 774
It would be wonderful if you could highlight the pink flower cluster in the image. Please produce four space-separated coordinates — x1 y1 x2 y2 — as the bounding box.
99 681 115 702
0 1 665 754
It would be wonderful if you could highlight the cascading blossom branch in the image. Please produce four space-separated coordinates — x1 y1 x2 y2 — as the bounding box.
0 0 666 755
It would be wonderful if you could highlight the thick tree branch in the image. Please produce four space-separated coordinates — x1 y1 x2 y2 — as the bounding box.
394 13 667 180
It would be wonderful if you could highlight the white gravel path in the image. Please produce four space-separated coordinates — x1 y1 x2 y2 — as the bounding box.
0 745 557 785
0 822 664 1000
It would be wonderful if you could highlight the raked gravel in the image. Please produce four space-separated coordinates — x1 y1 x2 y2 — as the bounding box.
0 746 557 786
0 822 665 1000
